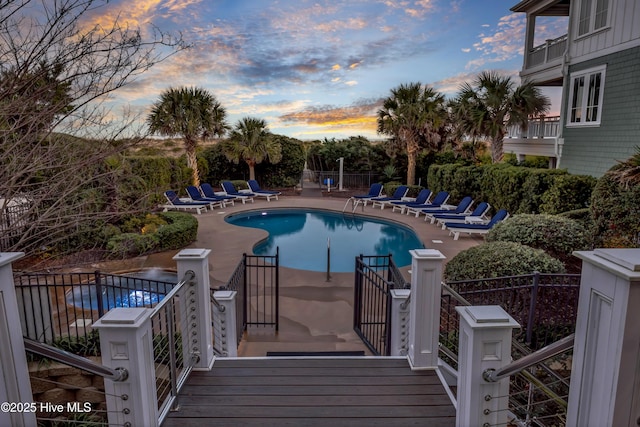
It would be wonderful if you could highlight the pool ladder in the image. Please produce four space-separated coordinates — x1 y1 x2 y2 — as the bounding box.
342 198 366 213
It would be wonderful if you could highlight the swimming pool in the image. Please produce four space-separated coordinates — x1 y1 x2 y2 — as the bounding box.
225 209 424 272
65 269 178 310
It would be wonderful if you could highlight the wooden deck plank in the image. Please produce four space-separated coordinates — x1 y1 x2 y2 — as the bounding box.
163 357 456 426
178 384 448 395
185 374 441 386
164 417 454 427
175 394 454 406
166 405 456 418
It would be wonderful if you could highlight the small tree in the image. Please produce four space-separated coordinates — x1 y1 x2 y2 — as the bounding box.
147 86 229 186
222 117 282 181
0 0 186 257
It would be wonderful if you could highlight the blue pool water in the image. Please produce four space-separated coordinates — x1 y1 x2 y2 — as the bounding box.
65 269 178 310
225 209 424 272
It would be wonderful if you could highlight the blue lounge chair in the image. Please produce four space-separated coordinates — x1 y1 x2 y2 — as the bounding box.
445 209 510 240
185 186 228 208
406 191 451 217
390 189 433 213
350 183 384 206
371 185 409 210
161 190 210 214
420 196 473 222
221 181 255 204
247 179 281 201
433 202 491 228
199 183 236 206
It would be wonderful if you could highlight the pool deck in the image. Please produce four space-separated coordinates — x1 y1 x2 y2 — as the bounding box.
144 193 483 357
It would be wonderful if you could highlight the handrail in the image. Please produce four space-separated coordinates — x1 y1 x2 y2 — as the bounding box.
483 334 575 383
149 270 195 317
210 289 225 312
23 337 128 382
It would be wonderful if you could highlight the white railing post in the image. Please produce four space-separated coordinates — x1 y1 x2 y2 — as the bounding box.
212 290 238 357
93 308 158 427
567 249 640 427
390 289 410 356
455 305 520 427
173 249 214 370
407 249 446 369
0 252 37 427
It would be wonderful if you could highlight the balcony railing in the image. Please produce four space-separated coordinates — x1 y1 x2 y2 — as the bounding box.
527 34 567 68
506 115 560 139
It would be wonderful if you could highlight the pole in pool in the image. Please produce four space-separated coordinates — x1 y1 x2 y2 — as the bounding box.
326 237 331 282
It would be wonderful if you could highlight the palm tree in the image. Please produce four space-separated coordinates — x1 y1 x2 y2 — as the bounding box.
147 86 228 186
456 71 550 163
377 82 446 185
222 117 282 180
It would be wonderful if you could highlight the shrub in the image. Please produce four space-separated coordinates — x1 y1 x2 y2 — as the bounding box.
590 168 640 248
382 182 423 197
486 214 590 267
256 135 306 187
540 174 597 214
444 241 565 281
107 233 159 258
156 211 198 249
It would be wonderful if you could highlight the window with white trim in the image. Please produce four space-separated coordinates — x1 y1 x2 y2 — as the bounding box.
578 0 609 36
568 65 606 126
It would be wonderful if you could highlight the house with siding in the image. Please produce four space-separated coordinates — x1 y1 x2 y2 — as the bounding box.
506 0 640 177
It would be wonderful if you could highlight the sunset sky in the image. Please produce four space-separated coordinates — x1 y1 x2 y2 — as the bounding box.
82 0 567 140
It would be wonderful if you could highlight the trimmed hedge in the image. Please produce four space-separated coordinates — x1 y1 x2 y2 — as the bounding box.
106 211 198 257
444 241 565 281
156 212 199 249
427 164 593 214
486 214 590 267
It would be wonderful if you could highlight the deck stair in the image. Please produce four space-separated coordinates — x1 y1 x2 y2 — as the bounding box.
162 357 455 426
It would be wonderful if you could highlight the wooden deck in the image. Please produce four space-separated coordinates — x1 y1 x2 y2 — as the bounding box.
163 357 456 426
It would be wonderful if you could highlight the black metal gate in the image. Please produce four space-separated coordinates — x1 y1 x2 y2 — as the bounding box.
353 255 409 356
222 247 280 345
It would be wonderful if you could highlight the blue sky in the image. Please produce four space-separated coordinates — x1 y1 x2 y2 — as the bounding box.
83 0 566 140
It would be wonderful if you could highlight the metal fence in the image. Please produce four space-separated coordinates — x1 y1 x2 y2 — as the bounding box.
15 271 176 346
149 271 197 423
0 201 31 251
221 248 280 341
353 255 409 356
307 170 376 190
446 272 581 349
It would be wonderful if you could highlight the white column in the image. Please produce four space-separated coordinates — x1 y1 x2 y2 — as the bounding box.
407 249 446 369
455 305 520 427
567 249 640 427
93 308 158 427
212 290 238 357
173 249 214 370
389 289 410 356
0 252 37 427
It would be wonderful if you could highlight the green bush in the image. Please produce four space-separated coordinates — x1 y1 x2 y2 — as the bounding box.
427 163 593 215
590 169 640 248
256 135 306 187
156 211 198 249
106 233 159 258
540 174 597 214
444 241 565 281
486 214 590 267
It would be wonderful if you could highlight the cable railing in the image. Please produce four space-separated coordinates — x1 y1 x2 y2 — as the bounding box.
24 338 128 426
149 270 197 423
439 278 576 426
